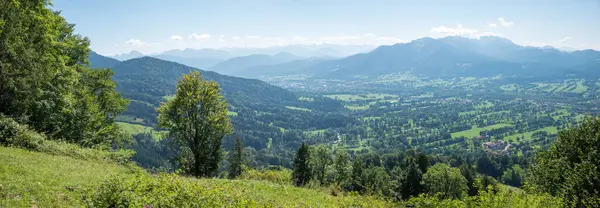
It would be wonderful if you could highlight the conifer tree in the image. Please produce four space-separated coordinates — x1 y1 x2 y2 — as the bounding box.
292 142 311 186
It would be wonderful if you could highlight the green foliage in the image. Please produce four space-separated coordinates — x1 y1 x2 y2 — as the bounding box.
348 155 366 192
292 142 312 186
86 169 396 207
239 166 292 185
333 150 351 185
501 165 524 187
227 134 244 178
1 144 395 207
157 71 233 177
309 144 332 184
0 115 44 150
84 173 259 207
362 166 393 197
403 189 562 208
422 163 468 199
529 117 600 207
475 175 499 194
393 156 424 201
130 133 178 171
459 164 478 196
0 116 133 164
0 0 128 149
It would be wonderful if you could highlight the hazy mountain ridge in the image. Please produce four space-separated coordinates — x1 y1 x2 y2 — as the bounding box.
89 51 121 68
209 52 304 75
110 50 144 61
236 57 334 78
302 36 600 79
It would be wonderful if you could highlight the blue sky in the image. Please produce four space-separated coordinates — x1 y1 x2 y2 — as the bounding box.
51 0 600 55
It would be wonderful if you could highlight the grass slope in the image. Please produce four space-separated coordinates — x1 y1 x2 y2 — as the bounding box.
0 147 137 207
117 122 166 140
0 147 393 207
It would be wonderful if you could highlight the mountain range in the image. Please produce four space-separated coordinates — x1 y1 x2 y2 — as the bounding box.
100 36 600 81
302 36 600 79
208 52 303 75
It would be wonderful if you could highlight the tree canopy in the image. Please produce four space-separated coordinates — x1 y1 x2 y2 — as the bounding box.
157 71 233 177
0 0 128 148
529 117 600 207
422 163 468 200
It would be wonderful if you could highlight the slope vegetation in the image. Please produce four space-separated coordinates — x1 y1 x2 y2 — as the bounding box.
0 146 394 207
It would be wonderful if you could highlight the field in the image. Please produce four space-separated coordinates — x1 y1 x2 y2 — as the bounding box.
324 93 398 102
285 106 312 112
503 126 558 143
345 105 370 111
117 122 166 140
533 79 589 94
451 124 513 138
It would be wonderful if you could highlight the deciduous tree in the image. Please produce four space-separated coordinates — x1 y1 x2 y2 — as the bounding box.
157 71 233 177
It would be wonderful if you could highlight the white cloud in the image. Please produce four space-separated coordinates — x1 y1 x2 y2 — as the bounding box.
109 34 409 55
364 33 377 38
246 36 262 39
189 33 211 41
431 24 479 36
170 35 183 41
318 35 361 42
375 36 405 45
475 32 503 38
560 36 572 43
497 17 514 27
485 23 498 28
125 39 146 46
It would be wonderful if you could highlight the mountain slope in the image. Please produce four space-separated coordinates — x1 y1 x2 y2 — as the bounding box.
111 50 144 61
235 57 332 78
152 55 224 69
223 44 375 57
159 48 232 59
111 57 297 108
209 53 302 75
88 51 120 69
109 56 354 152
303 36 600 79
151 48 233 68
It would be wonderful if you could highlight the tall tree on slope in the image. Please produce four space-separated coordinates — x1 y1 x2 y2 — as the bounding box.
157 71 233 177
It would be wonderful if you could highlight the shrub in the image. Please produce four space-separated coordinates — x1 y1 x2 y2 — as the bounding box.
238 166 292 185
0 115 44 149
0 116 134 165
403 189 563 208
84 173 258 207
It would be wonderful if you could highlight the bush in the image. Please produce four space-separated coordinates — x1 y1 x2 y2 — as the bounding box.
84 173 258 207
238 166 292 185
0 115 44 149
403 189 563 208
0 116 134 165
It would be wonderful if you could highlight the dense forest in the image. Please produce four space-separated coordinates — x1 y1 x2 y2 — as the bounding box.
2 0 600 207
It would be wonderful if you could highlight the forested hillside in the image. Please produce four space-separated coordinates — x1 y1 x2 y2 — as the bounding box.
101 55 356 167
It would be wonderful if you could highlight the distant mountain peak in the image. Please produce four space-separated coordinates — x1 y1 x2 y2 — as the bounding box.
110 50 145 61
